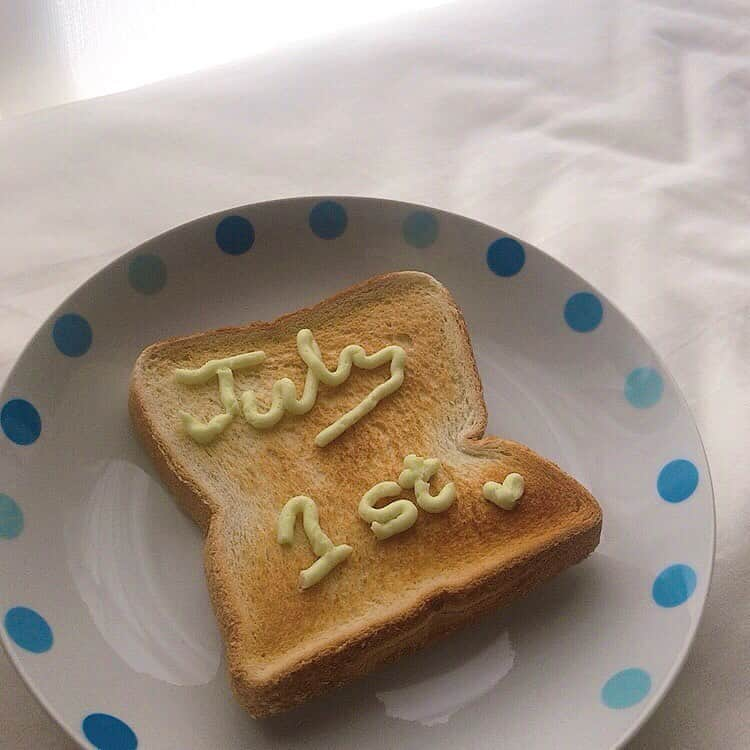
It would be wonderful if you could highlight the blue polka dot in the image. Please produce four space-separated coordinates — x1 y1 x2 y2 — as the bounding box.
625 367 664 408
128 254 167 295
486 237 525 277
0 494 23 539
215 215 255 255
1 399 41 446
601 668 651 709
83 713 138 750
4 607 53 653
309 201 347 239
652 564 697 608
403 211 438 248
564 292 603 332
657 459 699 503
52 313 92 357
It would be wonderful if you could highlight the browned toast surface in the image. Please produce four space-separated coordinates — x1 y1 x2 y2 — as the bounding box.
129 271 602 716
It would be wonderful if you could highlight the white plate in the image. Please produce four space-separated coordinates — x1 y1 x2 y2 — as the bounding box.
0 197 714 750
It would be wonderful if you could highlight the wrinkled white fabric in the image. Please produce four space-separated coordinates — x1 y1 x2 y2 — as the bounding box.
1 1 748 747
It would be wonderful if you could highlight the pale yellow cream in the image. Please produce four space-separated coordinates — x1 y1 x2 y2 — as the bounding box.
175 329 406 447
398 454 456 513
483 473 524 510
179 367 241 444
358 481 418 540
277 495 352 589
174 351 266 385
176 353 262 443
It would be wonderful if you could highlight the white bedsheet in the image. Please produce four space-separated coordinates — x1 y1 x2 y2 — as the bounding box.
1 1 748 746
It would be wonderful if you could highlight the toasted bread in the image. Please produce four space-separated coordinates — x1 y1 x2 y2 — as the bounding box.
129 271 602 716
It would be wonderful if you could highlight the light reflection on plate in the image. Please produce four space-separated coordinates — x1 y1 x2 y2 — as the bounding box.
64 459 221 686
376 629 515 726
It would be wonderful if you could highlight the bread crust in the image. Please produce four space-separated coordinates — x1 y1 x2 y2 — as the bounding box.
129 271 602 717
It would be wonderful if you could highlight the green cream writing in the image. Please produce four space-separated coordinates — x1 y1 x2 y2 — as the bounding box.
358 454 456 540
277 495 352 589
174 329 406 447
483 473 524 510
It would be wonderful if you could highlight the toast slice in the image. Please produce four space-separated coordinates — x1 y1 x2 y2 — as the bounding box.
129 271 602 717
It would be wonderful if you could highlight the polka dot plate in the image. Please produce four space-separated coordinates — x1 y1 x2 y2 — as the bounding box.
0 198 714 749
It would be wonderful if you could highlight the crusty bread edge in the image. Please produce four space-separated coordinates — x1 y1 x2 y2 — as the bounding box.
128 270 602 717
238 517 601 716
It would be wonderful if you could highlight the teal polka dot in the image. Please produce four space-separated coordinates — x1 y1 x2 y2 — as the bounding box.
486 237 525 277
601 668 651 709
215 215 255 255
565 292 603 332
4 606 53 653
83 713 138 750
0 494 23 539
653 564 697 608
309 201 347 239
1 399 41 445
657 459 699 503
52 313 92 357
625 367 663 408
403 211 438 248
128 254 167 295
